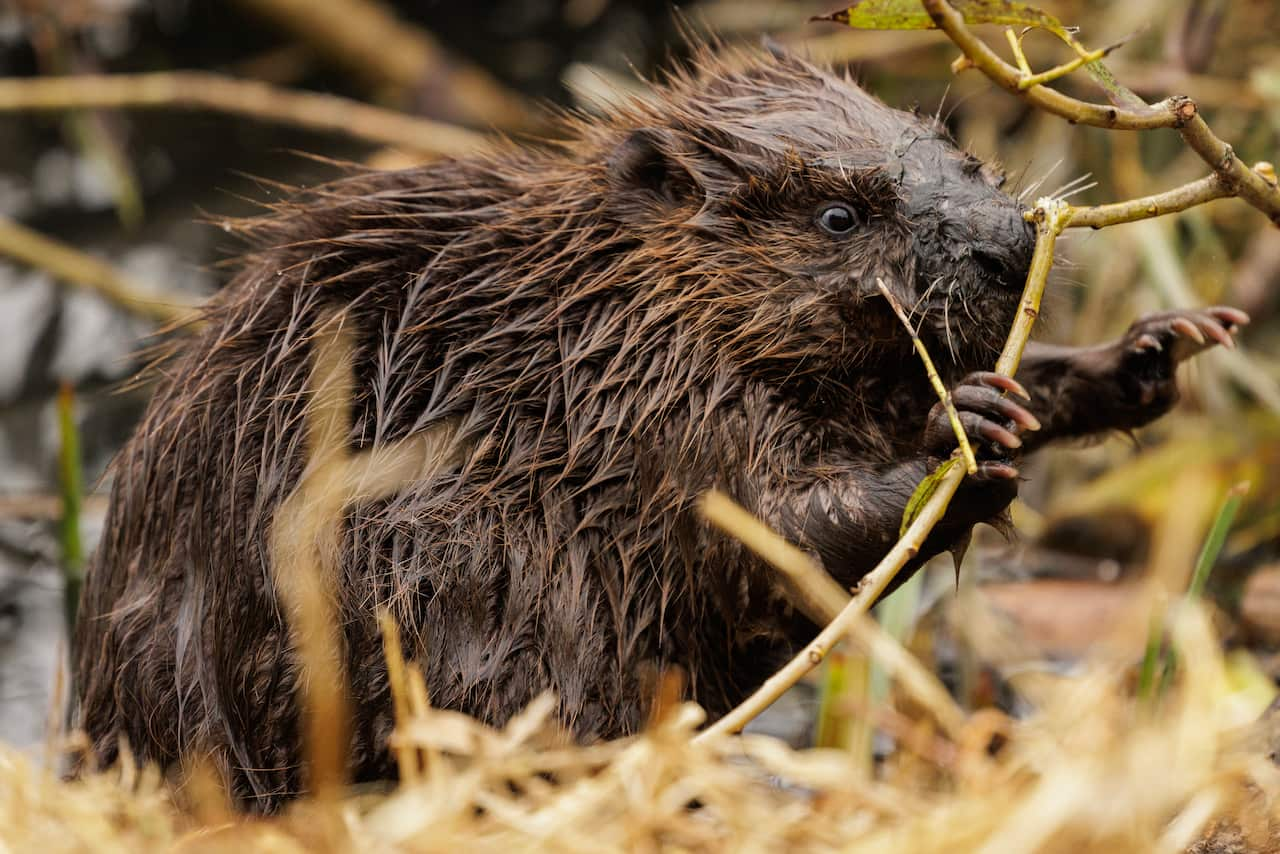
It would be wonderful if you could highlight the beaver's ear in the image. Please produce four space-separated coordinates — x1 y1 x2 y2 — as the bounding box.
606 128 708 219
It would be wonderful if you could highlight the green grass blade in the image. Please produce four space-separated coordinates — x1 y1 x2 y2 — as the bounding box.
1187 482 1248 600
815 567 925 771
871 569 925 700
1137 611 1165 704
1140 482 1249 703
815 651 851 750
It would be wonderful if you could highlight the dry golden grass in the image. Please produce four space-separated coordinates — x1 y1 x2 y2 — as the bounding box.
1 600 1276 853
10 289 1277 854
1 2 1278 852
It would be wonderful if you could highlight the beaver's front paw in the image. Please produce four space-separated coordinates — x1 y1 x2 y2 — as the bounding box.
1117 307 1248 409
923 371 1042 481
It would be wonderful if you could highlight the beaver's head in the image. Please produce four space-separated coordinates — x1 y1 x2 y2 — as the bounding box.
592 47 1034 390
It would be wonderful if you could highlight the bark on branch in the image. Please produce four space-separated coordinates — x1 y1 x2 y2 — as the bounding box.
921 0 1280 225
231 0 537 130
0 72 488 158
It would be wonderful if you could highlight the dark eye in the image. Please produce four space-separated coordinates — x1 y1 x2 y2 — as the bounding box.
817 203 859 236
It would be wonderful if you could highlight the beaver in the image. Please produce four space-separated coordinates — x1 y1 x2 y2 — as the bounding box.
73 46 1245 809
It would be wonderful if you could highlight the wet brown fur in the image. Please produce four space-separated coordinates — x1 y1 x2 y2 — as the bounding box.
74 47 1192 810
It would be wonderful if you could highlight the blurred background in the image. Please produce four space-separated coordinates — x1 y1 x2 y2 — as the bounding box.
0 0 1278 754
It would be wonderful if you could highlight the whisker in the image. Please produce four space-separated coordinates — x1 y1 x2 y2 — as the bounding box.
956 279 978 326
1054 181 1099 202
1048 172 1094 199
911 275 943 320
943 88 983 127
1018 157 1064 201
942 288 959 365
1007 155 1039 199
933 82 952 126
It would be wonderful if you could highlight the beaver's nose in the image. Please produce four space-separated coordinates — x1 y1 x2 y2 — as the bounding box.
902 171 1037 292
965 201 1036 290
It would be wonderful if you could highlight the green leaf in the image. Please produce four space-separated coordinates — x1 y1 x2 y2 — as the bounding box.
816 0 1073 35
815 0 935 29
816 1 1148 110
1078 49 1148 110
900 456 961 537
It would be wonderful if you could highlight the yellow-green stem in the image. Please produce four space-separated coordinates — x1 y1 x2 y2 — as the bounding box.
1018 47 1109 90
1063 174 1230 229
876 278 978 474
996 199 1066 377
698 194 1064 739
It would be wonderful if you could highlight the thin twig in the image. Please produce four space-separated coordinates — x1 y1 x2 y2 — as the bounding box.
269 319 358 800
1017 47 1110 90
0 494 108 520
270 317 465 797
378 610 423 786
232 0 536 130
922 0 1182 129
1005 29 1033 78
700 184 1067 739
0 72 488 158
0 215 202 327
1061 174 1231 228
700 490 848 623
922 0 1280 225
876 278 978 474
695 476 968 741
996 198 1066 376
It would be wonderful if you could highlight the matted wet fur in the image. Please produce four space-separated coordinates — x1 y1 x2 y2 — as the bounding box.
73 45 1241 810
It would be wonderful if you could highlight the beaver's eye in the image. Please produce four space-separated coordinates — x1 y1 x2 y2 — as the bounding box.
817 203 859 236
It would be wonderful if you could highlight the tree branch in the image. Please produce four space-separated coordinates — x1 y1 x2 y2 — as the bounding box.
921 0 1280 225
231 0 537 130
1061 174 1231 229
0 215 201 327
695 464 968 741
0 72 488 158
920 0 1183 129
698 190 1068 739
1178 117 1280 226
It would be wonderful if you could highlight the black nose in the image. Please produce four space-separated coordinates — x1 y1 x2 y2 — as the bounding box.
966 201 1036 290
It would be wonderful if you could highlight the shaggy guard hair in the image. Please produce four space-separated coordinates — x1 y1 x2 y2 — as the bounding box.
75 47 1036 809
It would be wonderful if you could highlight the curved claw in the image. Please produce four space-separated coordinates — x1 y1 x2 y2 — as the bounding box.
1113 306 1250 421
1207 306 1251 328
974 461 1019 480
1170 317 1205 345
970 371 1031 402
1198 317 1235 349
961 412 1022 450
926 371 1035 465
949 385 1041 431
1133 333 1162 353
1129 307 1248 367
